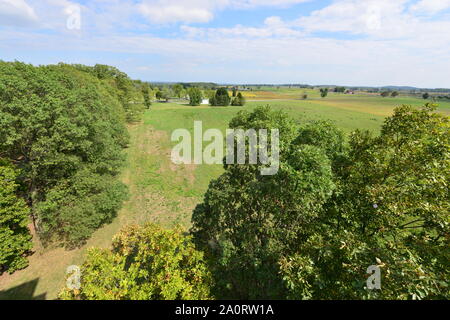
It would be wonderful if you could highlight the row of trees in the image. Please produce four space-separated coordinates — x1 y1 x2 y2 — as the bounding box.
0 62 140 273
381 91 399 97
187 87 246 107
63 104 449 300
210 88 246 106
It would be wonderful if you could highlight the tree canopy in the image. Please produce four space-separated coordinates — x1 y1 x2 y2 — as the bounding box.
281 104 449 299
60 223 212 300
0 161 32 274
210 88 231 106
0 61 131 248
188 87 203 106
191 104 449 299
231 92 246 106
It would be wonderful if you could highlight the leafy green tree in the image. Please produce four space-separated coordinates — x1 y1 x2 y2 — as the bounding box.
280 104 449 299
381 91 390 97
79 64 144 122
60 223 212 300
173 84 184 99
0 161 33 274
231 92 246 106
423 92 430 99
191 106 336 299
301 94 308 100
391 91 399 97
160 87 171 102
232 87 237 97
294 120 347 174
320 88 329 98
0 61 129 247
210 88 231 106
37 168 128 247
155 90 162 100
192 104 449 300
155 88 172 102
188 87 203 106
142 84 152 109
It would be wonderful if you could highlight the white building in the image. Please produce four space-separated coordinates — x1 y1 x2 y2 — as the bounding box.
201 99 209 105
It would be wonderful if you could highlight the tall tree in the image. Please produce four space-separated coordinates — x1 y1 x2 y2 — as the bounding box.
281 104 449 299
0 161 32 274
0 61 129 247
188 87 203 106
142 83 152 109
192 104 449 300
210 88 231 106
173 84 184 99
191 106 336 298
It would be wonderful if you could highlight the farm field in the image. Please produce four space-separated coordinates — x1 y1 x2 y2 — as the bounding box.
0 92 448 300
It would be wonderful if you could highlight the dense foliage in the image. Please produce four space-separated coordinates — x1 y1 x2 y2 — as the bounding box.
231 92 246 106
210 88 231 106
173 84 184 99
60 223 212 300
0 61 133 249
191 104 449 299
188 87 203 106
72 64 145 122
156 88 171 102
334 87 346 93
281 104 449 299
320 88 329 98
0 160 32 273
141 83 152 109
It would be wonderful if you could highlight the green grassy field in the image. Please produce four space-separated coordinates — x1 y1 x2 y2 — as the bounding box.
1 91 448 299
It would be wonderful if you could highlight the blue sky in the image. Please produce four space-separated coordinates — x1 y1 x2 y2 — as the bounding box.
1 0 450 87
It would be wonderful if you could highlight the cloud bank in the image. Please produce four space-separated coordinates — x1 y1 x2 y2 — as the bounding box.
1 0 449 87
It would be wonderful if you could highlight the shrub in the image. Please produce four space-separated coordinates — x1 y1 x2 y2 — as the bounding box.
60 223 213 300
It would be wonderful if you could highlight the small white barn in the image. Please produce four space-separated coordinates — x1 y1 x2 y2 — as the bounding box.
201 99 209 105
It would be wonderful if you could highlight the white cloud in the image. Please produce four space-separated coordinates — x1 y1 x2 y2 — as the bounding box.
181 16 303 38
138 1 215 24
137 0 310 24
229 0 311 8
1 0 450 87
409 0 450 14
0 0 38 27
296 0 413 37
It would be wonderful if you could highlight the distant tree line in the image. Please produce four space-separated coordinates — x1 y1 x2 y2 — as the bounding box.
381 91 399 97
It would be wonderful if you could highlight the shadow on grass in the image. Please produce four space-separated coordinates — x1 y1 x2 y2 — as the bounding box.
0 278 46 300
